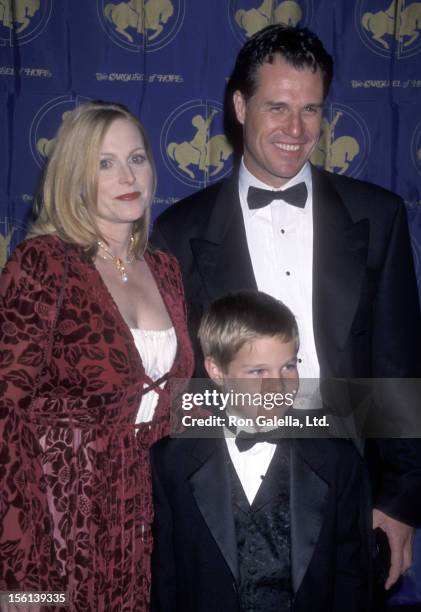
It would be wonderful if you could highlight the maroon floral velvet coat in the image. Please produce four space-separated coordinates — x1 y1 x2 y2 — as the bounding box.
0 235 194 611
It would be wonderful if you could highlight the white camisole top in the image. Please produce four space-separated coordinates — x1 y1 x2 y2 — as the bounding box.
130 327 177 424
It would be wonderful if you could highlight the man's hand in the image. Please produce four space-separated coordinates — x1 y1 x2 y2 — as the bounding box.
373 508 415 590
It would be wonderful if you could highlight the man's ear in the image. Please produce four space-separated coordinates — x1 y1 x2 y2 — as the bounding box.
233 90 246 125
204 356 225 386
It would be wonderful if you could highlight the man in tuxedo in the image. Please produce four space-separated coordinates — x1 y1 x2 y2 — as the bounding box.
151 291 370 612
151 24 421 589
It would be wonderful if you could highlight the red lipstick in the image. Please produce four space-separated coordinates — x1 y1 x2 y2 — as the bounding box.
115 192 140 201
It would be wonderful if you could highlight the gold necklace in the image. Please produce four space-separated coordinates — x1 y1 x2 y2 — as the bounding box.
97 236 135 283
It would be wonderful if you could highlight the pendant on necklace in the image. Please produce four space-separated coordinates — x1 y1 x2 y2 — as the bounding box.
97 239 134 283
115 258 129 283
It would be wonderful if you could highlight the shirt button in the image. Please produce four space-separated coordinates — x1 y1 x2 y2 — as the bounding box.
298 358 302 363
249 544 256 553
248 567 257 576
280 228 285 234
286 271 291 276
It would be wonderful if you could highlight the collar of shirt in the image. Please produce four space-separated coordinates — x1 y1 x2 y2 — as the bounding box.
224 428 277 504
224 427 277 458
239 158 313 219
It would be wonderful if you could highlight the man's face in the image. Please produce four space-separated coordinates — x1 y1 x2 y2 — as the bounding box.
233 56 324 188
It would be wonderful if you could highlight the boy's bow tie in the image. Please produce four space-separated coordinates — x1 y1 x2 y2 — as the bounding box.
235 429 280 452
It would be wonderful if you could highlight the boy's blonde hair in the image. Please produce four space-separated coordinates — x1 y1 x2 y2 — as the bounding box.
30 101 156 258
198 290 299 371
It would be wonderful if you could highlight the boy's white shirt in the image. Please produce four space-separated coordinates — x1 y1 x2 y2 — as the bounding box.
224 432 277 505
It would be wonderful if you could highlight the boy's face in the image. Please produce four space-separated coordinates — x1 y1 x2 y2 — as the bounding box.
205 335 298 422
224 335 297 382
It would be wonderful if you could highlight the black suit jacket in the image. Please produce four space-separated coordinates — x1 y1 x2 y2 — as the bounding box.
150 436 371 612
151 165 421 526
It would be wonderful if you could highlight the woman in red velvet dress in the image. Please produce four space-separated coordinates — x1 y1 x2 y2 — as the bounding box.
0 102 193 611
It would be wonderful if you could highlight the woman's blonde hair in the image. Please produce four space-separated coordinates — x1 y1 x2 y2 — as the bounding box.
29 101 157 257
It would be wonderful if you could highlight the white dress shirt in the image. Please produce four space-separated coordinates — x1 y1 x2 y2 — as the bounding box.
239 159 320 380
225 432 277 505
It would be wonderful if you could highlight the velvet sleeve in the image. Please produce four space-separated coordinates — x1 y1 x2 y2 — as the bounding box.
0 241 63 590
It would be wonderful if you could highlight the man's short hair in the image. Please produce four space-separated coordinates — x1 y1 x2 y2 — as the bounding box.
228 24 333 101
198 290 298 371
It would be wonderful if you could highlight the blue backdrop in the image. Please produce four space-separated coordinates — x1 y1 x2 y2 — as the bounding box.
1 0 421 604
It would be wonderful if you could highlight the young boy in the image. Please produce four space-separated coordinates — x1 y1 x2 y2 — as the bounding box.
150 291 370 612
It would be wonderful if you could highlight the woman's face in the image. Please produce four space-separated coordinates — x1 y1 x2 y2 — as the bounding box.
95 118 154 233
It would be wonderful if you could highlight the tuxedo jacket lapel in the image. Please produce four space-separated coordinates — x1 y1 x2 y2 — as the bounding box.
188 437 239 582
188 437 331 596
190 174 257 301
290 439 329 594
312 167 369 376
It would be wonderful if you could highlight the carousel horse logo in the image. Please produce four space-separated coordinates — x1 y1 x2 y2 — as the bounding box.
357 0 421 58
36 111 71 159
30 96 90 168
229 0 312 42
0 218 28 271
161 100 234 188
311 104 370 178
98 0 185 52
0 0 52 45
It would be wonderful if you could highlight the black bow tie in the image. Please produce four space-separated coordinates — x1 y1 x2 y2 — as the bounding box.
235 429 280 453
247 182 308 210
